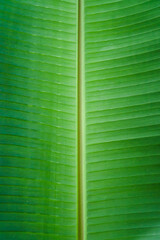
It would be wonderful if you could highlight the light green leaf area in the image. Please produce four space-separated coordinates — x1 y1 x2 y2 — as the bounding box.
85 0 160 240
0 0 78 240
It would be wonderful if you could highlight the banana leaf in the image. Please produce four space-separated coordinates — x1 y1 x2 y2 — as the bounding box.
0 0 160 240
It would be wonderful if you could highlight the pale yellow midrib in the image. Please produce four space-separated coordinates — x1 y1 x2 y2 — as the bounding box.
78 0 86 239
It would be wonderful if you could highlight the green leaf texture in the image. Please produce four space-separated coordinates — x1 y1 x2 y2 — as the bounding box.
0 0 160 240
85 0 160 240
0 0 78 239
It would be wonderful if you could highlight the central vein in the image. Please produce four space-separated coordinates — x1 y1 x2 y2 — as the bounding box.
78 0 86 239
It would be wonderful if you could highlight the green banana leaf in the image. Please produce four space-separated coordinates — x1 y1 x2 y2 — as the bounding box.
0 0 78 239
85 1 160 240
0 0 160 240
